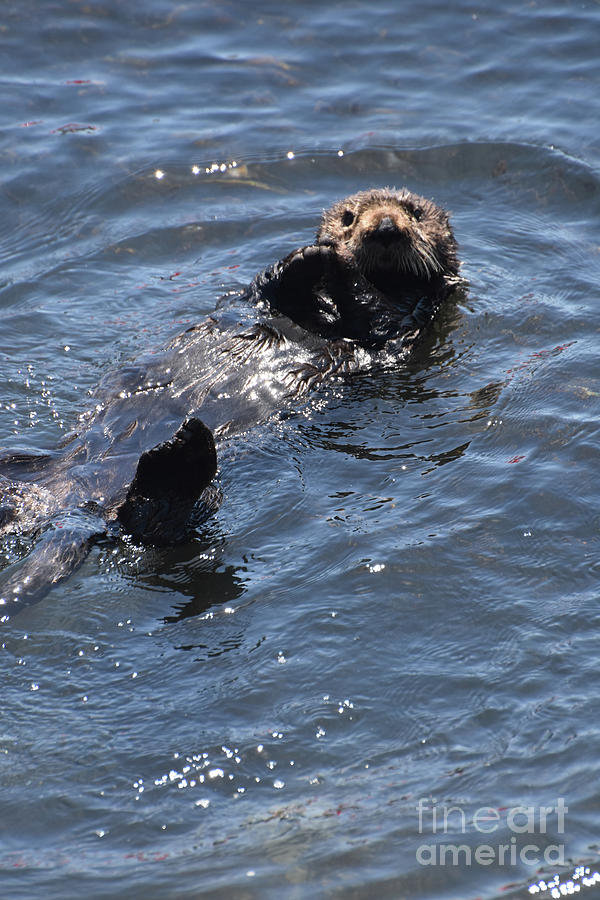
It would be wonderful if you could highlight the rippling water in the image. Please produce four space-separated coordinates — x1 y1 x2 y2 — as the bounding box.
2 2 600 899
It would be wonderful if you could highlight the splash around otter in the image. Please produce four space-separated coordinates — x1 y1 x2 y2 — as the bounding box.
0 187 464 620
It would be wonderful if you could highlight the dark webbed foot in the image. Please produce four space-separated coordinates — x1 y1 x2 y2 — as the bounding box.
128 418 215 499
117 417 217 546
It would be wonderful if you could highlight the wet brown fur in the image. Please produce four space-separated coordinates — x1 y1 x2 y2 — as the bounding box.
317 187 459 293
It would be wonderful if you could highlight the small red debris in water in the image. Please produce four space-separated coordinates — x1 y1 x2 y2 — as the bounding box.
507 455 525 464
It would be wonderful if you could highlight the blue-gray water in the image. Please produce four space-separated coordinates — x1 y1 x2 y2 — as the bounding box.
2 2 600 898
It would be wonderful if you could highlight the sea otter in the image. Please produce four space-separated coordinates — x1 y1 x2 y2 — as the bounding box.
0 187 463 621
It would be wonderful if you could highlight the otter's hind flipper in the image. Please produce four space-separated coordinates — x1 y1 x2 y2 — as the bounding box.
0 512 105 623
117 417 218 546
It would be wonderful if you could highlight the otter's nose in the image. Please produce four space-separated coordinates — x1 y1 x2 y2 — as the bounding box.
372 216 401 246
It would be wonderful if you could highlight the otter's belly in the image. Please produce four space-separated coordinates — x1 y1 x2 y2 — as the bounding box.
61 311 356 508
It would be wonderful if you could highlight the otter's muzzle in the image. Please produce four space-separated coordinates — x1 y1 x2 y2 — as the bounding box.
371 216 403 246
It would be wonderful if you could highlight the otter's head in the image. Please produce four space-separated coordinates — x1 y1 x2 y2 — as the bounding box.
317 187 458 292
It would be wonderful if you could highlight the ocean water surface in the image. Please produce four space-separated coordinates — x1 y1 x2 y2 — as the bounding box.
2 2 600 898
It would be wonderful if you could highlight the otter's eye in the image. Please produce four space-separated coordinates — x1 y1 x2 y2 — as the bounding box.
341 209 354 227
412 207 423 221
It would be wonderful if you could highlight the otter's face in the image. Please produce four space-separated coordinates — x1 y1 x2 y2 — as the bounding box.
317 188 458 287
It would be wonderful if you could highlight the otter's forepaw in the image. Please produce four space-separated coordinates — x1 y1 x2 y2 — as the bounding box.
282 243 338 281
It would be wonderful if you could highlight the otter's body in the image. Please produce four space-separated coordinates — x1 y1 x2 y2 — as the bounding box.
0 187 463 620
